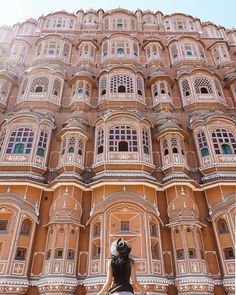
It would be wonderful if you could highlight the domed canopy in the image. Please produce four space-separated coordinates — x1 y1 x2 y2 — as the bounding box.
168 189 199 221
49 192 82 224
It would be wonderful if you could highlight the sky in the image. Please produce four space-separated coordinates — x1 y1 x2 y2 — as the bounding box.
0 0 235 29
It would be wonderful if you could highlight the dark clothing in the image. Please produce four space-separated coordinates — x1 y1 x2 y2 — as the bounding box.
108 257 134 294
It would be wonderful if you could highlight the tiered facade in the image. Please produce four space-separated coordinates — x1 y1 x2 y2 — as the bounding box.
0 8 235 295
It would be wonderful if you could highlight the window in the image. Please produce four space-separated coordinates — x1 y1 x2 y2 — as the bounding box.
102 42 108 57
150 224 156 236
100 77 107 96
137 77 143 96
0 79 11 102
177 249 184 259
152 81 171 102
171 138 178 153
19 78 28 96
181 79 191 99
6 128 34 155
14 143 24 153
224 248 235 260
121 221 129 231
0 220 8 231
20 220 29 234
194 78 213 95
197 131 210 157
117 48 124 55
97 128 104 154
66 137 75 154
212 45 230 64
188 248 196 259
30 77 49 93
218 219 229 233
142 129 150 155
67 249 75 260
46 249 51 260
118 85 126 93
221 144 232 154
146 44 161 62
171 45 179 61
36 131 48 157
151 244 159 259
55 249 63 259
109 126 138 152
163 139 169 156
15 248 27 260
110 75 133 93
52 78 62 98
94 223 101 237
212 129 236 155
0 129 6 154
200 250 205 260
119 141 128 151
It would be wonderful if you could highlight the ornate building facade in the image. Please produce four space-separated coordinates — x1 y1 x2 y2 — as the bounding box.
0 8 235 295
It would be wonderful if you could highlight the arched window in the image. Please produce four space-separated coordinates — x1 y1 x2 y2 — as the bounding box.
30 77 49 93
68 137 75 153
152 81 172 104
14 143 25 154
181 79 191 98
171 138 178 153
60 138 66 156
35 86 43 93
97 128 104 155
110 75 133 93
36 131 48 157
6 128 34 155
15 248 27 260
153 86 158 97
102 41 108 57
52 78 62 98
214 79 224 99
117 48 124 55
21 220 29 234
19 78 28 96
212 44 230 64
0 129 6 154
163 139 169 155
194 78 213 95
212 129 236 155
218 219 229 234
142 129 150 155
0 79 11 102
224 248 235 260
100 77 107 96
109 126 138 152
118 85 126 93
119 141 128 151
137 77 143 96
170 44 179 61
197 131 210 157
221 144 232 154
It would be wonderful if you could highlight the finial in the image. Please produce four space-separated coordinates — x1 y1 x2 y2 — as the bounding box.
180 186 185 196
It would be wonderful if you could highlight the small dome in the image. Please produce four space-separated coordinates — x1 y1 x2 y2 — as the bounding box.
157 114 182 132
49 192 82 223
63 111 89 130
168 190 199 221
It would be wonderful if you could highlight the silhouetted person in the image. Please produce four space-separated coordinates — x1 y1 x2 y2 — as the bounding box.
98 238 146 295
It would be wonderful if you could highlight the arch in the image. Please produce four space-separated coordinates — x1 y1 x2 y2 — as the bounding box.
88 190 163 225
20 219 32 234
217 218 229 234
0 193 38 222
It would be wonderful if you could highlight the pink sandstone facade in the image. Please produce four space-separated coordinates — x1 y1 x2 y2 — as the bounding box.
0 8 235 295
